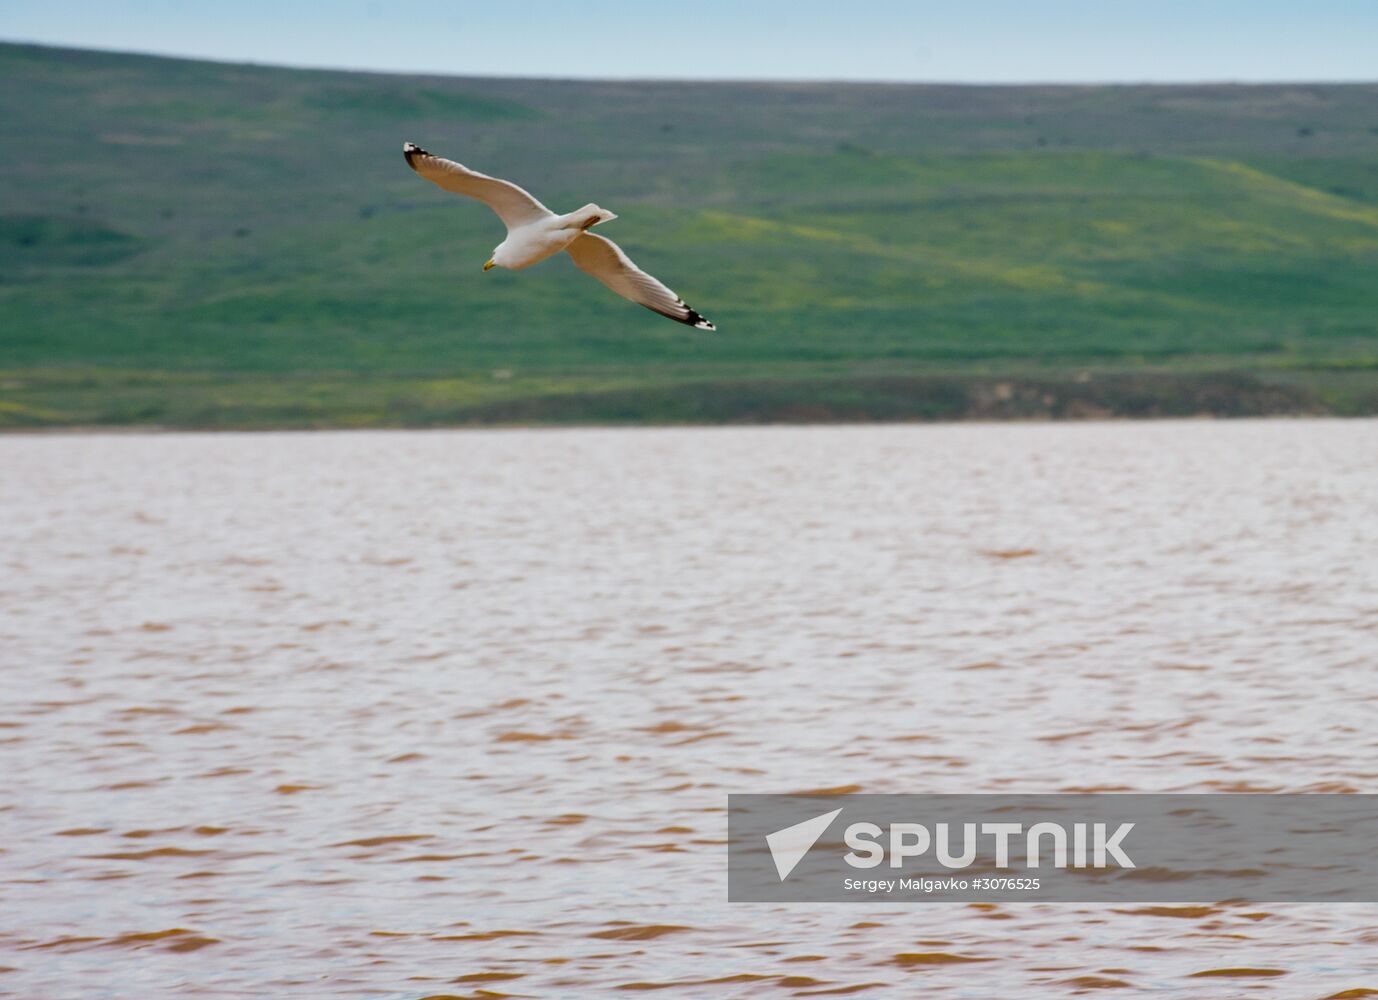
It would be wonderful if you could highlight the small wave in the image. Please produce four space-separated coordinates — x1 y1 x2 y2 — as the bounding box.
890 952 995 966
589 924 692 941
1187 967 1286 978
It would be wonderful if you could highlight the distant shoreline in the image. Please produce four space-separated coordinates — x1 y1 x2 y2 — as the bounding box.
2 369 1371 432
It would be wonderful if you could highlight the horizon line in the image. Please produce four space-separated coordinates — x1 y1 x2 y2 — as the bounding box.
5 37 1378 89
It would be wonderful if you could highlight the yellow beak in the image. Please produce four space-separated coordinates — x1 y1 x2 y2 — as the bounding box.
483 258 496 271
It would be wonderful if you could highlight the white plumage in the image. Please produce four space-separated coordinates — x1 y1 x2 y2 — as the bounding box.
403 142 715 330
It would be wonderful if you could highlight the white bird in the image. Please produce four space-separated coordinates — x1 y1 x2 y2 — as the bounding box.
403 142 715 330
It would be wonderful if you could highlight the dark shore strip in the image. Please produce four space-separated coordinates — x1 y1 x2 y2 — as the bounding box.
3 368 1374 431
450 372 1340 425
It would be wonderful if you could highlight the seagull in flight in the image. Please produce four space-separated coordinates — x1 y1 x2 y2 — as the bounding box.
403 142 715 330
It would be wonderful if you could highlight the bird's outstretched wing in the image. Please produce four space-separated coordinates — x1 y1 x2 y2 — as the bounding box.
403 142 552 230
566 233 715 330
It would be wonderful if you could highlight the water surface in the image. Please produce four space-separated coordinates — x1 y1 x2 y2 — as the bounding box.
3 421 1377 997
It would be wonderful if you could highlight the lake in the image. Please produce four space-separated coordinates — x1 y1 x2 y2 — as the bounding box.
3 421 1377 997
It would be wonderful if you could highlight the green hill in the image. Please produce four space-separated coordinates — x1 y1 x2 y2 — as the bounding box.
3 41 1378 427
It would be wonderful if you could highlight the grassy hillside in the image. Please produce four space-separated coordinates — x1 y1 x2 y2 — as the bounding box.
3 41 1378 427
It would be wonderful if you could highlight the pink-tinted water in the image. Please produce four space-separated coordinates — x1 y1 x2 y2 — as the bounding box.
2 421 1377 998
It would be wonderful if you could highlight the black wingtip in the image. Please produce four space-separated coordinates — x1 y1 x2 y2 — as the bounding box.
677 297 715 330
684 309 716 331
402 141 429 169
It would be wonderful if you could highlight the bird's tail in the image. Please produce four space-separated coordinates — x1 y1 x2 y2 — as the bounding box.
561 204 618 231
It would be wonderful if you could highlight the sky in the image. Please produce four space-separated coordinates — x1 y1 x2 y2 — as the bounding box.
3 0 1375 83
